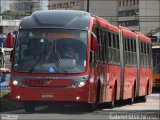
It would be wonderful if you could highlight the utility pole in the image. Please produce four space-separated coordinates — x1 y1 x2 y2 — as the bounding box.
87 0 89 12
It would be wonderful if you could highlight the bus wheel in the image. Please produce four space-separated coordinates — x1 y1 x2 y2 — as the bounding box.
110 86 117 108
86 103 96 112
129 87 135 104
24 101 35 113
48 104 58 111
129 93 135 104
140 95 147 102
140 83 148 103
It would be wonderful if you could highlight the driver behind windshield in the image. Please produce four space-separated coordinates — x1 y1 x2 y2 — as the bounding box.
64 45 79 60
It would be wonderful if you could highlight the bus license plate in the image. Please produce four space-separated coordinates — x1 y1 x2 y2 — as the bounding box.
41 93 54 98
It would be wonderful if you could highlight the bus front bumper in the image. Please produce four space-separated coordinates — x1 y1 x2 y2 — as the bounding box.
10 85 89 102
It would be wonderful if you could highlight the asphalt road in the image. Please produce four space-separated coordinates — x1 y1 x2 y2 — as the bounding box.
1 93 160 120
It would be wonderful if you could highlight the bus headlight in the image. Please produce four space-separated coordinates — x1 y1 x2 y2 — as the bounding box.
78 81 85 87
16 95 21 99
13 80 18 85
73 81 86 88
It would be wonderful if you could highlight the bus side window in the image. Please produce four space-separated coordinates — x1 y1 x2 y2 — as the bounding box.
127 38 131 66
102 30 107 63
147 43 150 67
116 35 120 65
124 37 128 66
98 28 103 63
108 32 112 63
92 26 102 63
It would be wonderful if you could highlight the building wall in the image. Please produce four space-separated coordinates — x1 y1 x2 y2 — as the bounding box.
118 0 160 34
139 0 160 34
10 0 41 14
48 0 117 25
48 0 82 10
41 0 48 10
0 0 12 13
84 0 118 25
118 0 139 31
118 0 139 10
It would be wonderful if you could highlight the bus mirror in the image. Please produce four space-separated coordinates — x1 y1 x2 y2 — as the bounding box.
6 31 17 48
91 33 98 51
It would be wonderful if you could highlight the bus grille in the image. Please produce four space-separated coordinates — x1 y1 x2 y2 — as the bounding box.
23 79 73 87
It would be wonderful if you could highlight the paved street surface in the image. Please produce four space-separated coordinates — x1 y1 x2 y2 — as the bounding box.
1 93 160 120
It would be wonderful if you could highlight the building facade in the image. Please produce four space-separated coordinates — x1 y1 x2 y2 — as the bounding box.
118 0 160 34
118 0 139 30
48 0 118 25
0 0 12 13
10 0 41 15
0 0 47 34
139 0 160 34
48 0 82 10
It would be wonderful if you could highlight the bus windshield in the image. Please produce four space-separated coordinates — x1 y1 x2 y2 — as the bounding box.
14 29 88 74
152 48 160 73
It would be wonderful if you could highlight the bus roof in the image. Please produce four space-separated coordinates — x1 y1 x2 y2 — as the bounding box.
135 31 151 43
119 26 137 38
92 16 119 33
19 10 91 30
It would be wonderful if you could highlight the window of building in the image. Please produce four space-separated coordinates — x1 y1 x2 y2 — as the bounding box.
76 1 79 6
119 1 122 7
137 0 139 5
118 10 137 17
130 0 132 5
123 0 125 6
119 20 138 27
48 5 51 10
126 0 128 6
63 2 67 9
70 2 75 7
133 0 136 5
51 4 56 9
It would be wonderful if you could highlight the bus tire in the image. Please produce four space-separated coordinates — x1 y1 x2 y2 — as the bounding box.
140 95 147 102
140 81 149 103
24 101 35 113
87 103 96 112
96 81 101 105
110 84 117 108
129 83 136 104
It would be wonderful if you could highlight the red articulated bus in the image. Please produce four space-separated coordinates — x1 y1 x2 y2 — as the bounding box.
7 10 152 112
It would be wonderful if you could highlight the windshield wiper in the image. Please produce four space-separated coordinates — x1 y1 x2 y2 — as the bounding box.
54 42 69 74
28 61 39 74
55 50 69 75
